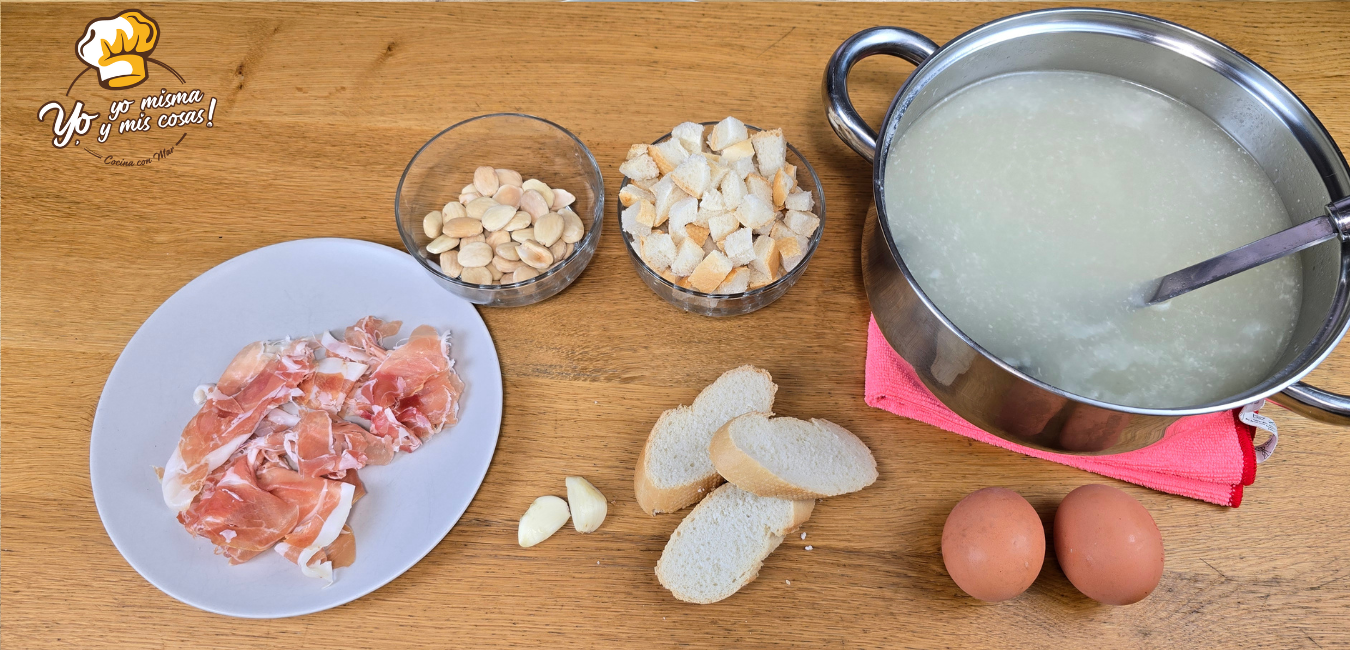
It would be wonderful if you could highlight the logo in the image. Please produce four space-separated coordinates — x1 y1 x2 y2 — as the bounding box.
37 9 220 167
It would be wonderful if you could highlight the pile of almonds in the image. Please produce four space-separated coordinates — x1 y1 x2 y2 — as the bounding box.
421 166 587 285
619 117 820 295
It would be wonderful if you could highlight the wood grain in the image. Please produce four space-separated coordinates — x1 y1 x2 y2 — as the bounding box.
2 2 1348 648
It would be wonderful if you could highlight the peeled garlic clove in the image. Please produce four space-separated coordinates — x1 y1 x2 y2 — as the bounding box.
522 179 554 207
551 188 576 210
565 477 607 533
535 212 564 247
423 211 443 238
561 211 585 244
518 495 570 547
496 168 523 188
473 166 500 196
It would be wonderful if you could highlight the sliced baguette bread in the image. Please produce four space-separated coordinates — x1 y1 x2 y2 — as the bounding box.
655 483 814 604
634 366 776 515
709 412 878 500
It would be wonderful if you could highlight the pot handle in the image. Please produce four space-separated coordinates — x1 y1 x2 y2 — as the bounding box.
1270 382 1350 426
823 27 939 163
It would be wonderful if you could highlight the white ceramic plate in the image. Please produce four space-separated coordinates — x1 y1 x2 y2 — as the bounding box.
90 238 502 618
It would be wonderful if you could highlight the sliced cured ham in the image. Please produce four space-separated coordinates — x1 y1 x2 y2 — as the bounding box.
162 339 314 511
165 316 466 581
297 357 368 415
178 456 300 563
351 325 463 452
258 465 357 582
289 408 369 479
321 316 399 366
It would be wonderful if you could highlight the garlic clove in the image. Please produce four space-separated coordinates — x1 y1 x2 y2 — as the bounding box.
565 476 607 533
518 495 570 547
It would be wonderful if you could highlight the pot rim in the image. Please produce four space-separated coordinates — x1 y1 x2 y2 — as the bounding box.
869 6 1350 417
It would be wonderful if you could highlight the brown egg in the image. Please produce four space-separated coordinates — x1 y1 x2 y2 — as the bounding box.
941 487 1045 602
1053 484 1164 605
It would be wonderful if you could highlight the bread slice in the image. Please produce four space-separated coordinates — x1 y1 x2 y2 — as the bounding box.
655 483 814 604
634 366 777 515
710 412 877 500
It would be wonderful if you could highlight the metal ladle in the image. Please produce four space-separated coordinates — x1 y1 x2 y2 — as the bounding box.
1144 196 1350 305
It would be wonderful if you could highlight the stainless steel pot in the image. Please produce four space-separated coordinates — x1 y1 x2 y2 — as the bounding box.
824 8 1350 454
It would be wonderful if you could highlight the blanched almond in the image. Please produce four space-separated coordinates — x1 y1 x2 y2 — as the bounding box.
485 229 511 247
549 239 566 261
459 265 493 285
565 476 607 533
512 265 540 283
518 240 554 269
442 201 468 222
439 251 463 278
488 262 504 281
522 179 554 206
459 191 481 205
496 242 521 261
457 241 494 268
467 196 498 220
473 166 499 196
422 211 443 238
460 233 486 245
551 188 576 210
520 190 550 219
442 217 484 238
534 212 564 246
561 212 585 244
495 168 523 188
426 235 459 254
505 210 532 232
481 204 517 232
493 184 523 209
492 255 522 273
518 495 570 547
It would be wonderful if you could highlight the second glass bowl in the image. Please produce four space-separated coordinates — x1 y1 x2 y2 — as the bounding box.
619 123 826 317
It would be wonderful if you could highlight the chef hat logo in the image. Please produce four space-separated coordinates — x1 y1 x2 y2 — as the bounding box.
77 10 160 90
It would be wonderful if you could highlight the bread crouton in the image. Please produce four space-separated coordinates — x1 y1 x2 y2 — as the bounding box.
708 211 740 243
649 139 690 176
745 173 773 206
670 237 705 277
620 183 656 208
642 232 677 272
667 197 700 245
688 251 733 293
622 203 652 238
716 267 751 294
670 155 712 199
707 116 749 151
672 122 705 156
784 210 820 237
750 128 786 177
772 168 794 209
784 190 813 211
723 227 756 267
750 235 780 277
684 223 710 247
735 195 775 230
620 154 659 181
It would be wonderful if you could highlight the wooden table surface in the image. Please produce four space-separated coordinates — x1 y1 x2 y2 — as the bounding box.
3 2 1349 648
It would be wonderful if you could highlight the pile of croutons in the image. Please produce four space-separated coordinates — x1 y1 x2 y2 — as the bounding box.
620 117 820 294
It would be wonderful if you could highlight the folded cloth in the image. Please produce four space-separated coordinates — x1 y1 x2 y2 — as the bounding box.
865 316 1258 507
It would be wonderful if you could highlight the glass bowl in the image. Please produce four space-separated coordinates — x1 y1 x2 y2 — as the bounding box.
396 113 603 307
619 123 825 317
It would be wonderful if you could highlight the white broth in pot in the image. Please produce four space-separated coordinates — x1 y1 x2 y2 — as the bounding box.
884 71 1301 408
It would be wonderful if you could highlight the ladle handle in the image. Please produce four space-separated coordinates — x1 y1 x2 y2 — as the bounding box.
1271 382 1350 426
823 27 939 163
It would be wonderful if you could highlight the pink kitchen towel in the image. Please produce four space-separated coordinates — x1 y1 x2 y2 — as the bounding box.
865 316 1259 506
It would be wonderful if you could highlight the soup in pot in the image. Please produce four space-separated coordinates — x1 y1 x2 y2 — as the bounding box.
884 71 1301 408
